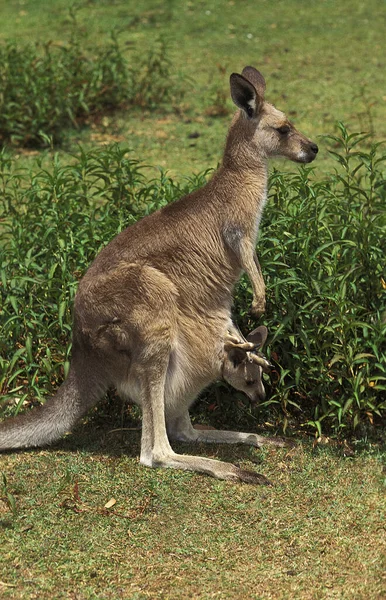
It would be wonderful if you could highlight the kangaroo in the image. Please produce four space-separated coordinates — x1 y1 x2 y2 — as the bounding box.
0 67 318 483
175 324 283 463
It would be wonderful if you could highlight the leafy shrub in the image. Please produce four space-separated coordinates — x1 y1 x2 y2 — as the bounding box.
0 34 127 147
0 125 385 435
0 32 183 147
234 124 386 434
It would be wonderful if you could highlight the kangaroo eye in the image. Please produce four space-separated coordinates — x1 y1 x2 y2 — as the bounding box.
246 380 256 386
276 125 290 134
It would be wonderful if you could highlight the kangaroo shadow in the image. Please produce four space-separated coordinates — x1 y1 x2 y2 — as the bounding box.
47 411 271 465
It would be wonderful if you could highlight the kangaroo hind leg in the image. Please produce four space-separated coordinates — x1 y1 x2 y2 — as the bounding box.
141 382 270 485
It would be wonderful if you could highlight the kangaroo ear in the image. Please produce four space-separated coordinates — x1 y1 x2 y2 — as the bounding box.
246 325 268 349
228 347 247 368
230 73 263 118
241 66 266 99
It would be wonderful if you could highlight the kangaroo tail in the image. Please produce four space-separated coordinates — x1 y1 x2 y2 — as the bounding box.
0 368 105 451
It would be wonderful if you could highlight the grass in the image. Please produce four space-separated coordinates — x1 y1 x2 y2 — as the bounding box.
0 0 385 175
0 30 184 147
1 131 385 599
1 422 385 599
0 34 129 147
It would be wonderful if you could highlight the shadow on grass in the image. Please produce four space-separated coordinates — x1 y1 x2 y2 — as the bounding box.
9 405 384 465
3 388 385 465
57 419 268 466
3 408 288 465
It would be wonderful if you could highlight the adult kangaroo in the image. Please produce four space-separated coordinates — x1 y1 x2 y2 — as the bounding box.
0 67 318 483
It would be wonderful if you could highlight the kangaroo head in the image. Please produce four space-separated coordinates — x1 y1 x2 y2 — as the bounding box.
227 66 318 165
223 325 271 403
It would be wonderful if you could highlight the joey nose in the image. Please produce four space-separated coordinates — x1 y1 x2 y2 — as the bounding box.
310 143 318 155
251 390 266 404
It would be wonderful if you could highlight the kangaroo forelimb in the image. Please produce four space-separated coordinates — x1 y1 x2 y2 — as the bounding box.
223 225 266 317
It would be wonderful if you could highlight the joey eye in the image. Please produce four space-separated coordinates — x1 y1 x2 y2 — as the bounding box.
276 125 290 134
246 380 256 386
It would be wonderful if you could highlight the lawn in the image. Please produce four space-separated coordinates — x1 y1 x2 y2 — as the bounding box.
1 421 385 599
1 1 385 599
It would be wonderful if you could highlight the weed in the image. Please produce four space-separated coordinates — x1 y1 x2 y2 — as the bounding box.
233 123 386 434
0 25 184 147
205 65 232 118
0 144 198 413
0 126 385 435
131 37 185 110
0 33 127 147
1 473 17 517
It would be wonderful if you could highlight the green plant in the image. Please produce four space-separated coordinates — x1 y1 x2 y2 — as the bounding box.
1 473 17 517
232 123 386 434
0 32 130 147
0 24 185 148
204 65 232 118
131 37 185 109
1 126 385 435
0 144 202 414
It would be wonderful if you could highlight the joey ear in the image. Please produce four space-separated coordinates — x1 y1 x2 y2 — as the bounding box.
241 66 266 99
246 325 268 350
230 73 262 118
228 347 247 368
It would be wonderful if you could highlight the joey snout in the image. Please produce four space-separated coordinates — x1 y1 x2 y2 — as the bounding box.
247 387 266 404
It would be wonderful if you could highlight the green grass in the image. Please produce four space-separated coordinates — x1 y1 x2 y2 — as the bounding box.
0 0 385 175
1 423 385 599
0 30 184 147
0 35 129 147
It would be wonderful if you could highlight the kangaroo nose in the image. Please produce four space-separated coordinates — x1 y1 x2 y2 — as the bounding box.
310 143 318 154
